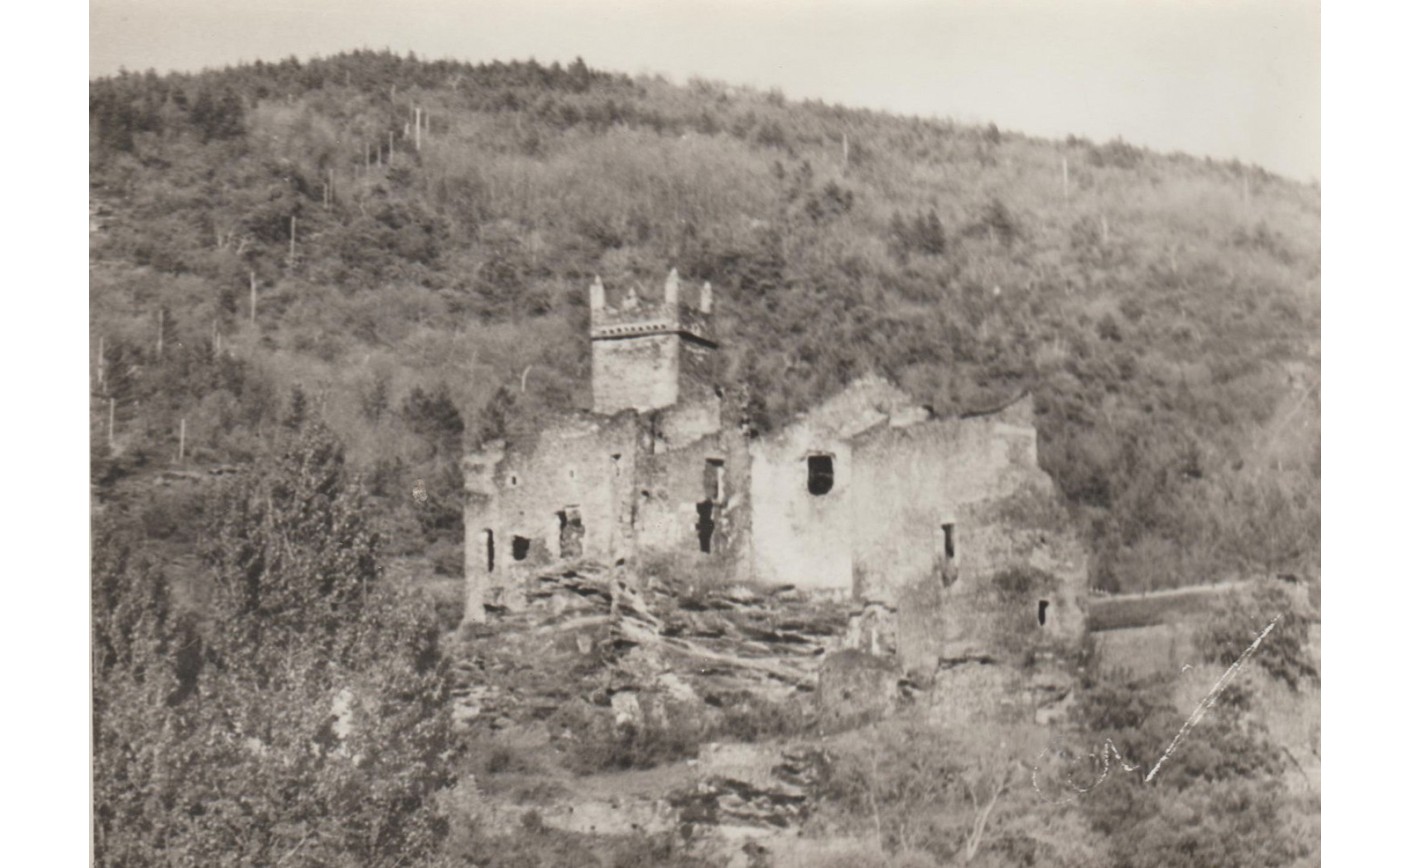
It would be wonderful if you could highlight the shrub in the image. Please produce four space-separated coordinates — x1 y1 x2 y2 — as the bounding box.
550 699 708 774
991 565 1057 597
1198 582 1319 690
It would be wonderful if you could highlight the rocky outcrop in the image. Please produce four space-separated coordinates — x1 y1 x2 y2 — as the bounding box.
449 564 852 730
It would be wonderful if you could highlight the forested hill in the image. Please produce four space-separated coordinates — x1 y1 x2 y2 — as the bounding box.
89 51 1320 593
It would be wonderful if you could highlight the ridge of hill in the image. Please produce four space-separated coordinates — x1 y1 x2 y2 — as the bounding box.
89 51 1319 592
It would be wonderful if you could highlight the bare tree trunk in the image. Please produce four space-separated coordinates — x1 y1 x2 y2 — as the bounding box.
866 750 887 859
177 418 186 463
962 766 1013 864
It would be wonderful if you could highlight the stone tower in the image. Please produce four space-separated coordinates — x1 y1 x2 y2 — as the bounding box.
589 269 717 415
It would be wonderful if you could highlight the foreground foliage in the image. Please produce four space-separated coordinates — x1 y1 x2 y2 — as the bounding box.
92 425 455 866
812 666 1316 867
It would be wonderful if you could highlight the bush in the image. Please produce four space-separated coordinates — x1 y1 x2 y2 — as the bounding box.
550 699 708 774
1198 582 1319 690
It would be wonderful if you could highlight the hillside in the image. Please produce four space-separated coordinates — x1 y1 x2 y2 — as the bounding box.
89 51 1319 593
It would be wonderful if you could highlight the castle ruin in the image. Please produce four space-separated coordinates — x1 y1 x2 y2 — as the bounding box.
464 271 1086 691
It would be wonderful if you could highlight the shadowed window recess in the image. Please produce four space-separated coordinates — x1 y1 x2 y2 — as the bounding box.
557 507 584 559
807 454 834 496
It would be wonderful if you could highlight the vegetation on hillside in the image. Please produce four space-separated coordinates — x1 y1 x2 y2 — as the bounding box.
90 51 1318 592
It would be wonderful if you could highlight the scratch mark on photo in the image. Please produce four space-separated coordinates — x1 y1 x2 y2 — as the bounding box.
1031 613 1283 802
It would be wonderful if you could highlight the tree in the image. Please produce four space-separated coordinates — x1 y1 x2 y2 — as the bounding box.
817 720 1053 865
1071 673 1312 868
92 424 456 865
188 86 245 142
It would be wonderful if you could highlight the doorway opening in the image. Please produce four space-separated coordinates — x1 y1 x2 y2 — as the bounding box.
696 501 716 553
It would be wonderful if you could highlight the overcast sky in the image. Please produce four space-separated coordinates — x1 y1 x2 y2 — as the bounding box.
90 0 1319 181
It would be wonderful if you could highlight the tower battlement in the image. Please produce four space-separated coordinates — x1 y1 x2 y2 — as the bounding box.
589 269 715 346
589 269 718 415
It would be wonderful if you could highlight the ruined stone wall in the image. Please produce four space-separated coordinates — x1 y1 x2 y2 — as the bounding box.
678 336 719 406
748 428 855 591
744 377 930 591
837 398 1086 678
464 414 642 611
634 427 752 580
890 488 1087 672
848 407 1044 604
656 393 722 449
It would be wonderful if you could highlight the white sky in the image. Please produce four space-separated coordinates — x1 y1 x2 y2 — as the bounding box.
90 0 1319 180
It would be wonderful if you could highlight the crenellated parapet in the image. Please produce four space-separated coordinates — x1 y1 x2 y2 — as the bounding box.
589 269 716 346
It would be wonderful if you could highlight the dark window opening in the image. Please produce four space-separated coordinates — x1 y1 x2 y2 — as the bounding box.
696 501 716 553
557 508 584 560
939 522 958 586
807 454 834 496
511 536 531 561
1037 599 1049 627
509 474 518 487
484 529 495 573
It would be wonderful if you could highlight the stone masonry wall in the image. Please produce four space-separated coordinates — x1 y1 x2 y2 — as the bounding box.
892 487 1087 675
592 333 681 415
744 378 917 592
848 403 1043 605
464 413 641 613
748 428 855 591
636 430 751 580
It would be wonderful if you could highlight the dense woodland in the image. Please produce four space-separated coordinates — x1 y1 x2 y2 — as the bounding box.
90 52 1320 866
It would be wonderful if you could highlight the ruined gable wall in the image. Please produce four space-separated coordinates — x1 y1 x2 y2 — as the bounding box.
486 414 641 586
849 410 1044 604
743 378 930 592
748 424 855 591
592 333 681 414
843 404 1086 675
